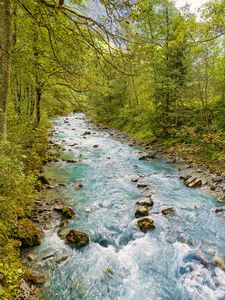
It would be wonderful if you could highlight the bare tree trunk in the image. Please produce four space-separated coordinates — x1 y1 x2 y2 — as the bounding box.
34 86 41 128
0 0 11 140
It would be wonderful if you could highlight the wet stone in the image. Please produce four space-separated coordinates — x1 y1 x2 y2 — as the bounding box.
137 182 148 189
83 131 91 135
135 206 149 218
160 206 175 216
131 177 139 183
137 218 155 231
66 230 89 248
62 207 75 218
139 151 157 160
56 256 68 264
214 207 225 214
136 198 154 207
184 176 202 188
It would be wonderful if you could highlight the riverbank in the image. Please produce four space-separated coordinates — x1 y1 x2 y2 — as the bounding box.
92 122 225 202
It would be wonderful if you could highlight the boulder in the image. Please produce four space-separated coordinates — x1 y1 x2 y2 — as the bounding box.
66 230 89 248
214 207 225 214
213 176 224 183
135 206 149 218
27 270 48 284
137 218 155 231
62 207 75 218
184 176 202 188
214 255 225 271
83 131 91 135
136 198 154 207
139 151 157 160
131 177 139 183
16 219 42 248
160 206 175 216
137 182 148 189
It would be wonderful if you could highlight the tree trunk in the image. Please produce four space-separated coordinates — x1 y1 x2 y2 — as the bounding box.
0 0 11 140
34 87 41 128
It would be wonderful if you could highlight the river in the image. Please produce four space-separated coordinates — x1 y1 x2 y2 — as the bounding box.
31 113 225 300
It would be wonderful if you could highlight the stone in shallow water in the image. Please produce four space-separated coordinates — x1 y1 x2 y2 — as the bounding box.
160 206 175 216
135 206 149 218
214 255 225 271
62 207 75 218
184 176 202 188
138 151 157 160
214 207 225 214
27 269 48 284
137 218 155 231
137 182 148 189
83 131 91 135
136 198 154 207
56 256 68 264
131 177 139 183
66 230 89 248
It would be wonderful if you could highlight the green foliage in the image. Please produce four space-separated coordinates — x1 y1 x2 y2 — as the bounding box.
0 108 51 297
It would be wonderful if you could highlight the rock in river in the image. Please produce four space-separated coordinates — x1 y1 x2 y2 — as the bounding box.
62 207 75 218
137 217 155 231
83 131 91 135
131 177 139 183
137 182 148 189
135 206 149 218
160 206 175 216
139 151 157 160
136 198 154 207
184 176 202 188
66 230 89 248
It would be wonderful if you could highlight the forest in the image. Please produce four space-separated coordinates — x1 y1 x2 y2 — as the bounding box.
1 0 225 299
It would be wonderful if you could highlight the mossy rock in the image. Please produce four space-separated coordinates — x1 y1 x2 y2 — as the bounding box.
66 230 89 248
62 207 75 218
137 218 155 231
16 219 42 248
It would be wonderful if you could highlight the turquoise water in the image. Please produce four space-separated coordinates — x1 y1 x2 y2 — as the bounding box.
36 113 225 300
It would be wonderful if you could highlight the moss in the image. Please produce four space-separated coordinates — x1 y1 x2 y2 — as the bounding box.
0 239 24 300
16 219 41 248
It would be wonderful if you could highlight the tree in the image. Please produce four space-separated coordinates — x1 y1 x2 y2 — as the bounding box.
0 0 11 139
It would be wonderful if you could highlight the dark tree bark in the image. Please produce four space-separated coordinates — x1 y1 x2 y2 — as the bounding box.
0 0 11 140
